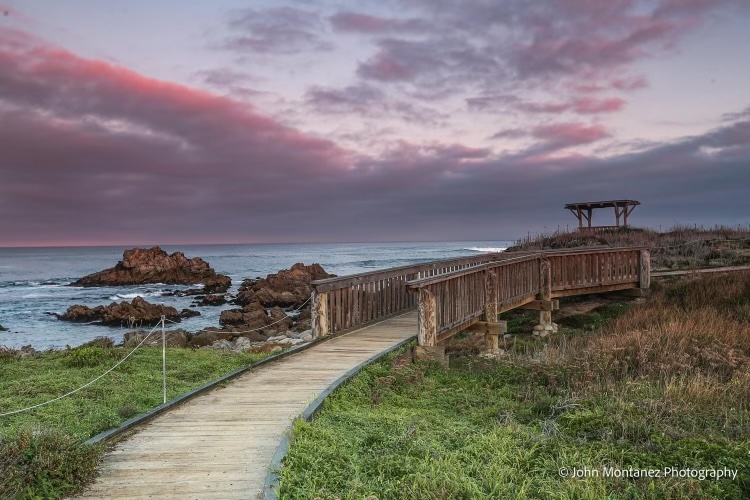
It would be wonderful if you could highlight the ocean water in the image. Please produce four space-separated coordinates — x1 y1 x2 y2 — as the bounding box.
0 241 512 349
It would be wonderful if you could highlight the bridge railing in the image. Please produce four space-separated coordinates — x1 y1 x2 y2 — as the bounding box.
310 252 512 337
548 247 648 296
404 254 543 345
405 247 650 346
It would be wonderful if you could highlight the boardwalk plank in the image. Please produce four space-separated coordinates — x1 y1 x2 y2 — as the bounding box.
77 312 416 500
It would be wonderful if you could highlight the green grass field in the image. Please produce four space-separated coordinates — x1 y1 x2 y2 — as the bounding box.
0 342 269 498
279 272 750 499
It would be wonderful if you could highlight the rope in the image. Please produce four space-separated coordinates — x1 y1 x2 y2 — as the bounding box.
0 321 162 418
164 295 313 334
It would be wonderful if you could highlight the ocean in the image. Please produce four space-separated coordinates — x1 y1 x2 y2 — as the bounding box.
0 241 512 349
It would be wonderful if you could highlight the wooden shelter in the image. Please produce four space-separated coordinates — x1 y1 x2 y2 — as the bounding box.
565 200 640 230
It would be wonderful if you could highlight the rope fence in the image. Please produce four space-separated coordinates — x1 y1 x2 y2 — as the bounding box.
0 321 162 417
1 296 314 417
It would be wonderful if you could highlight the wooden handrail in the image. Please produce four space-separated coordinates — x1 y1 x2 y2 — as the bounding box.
405 247 649 346
311 252 509 292
310 246 650 342
405 254 544 289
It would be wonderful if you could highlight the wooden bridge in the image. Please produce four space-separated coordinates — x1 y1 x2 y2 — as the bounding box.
311 246 650 352
80 246 650 499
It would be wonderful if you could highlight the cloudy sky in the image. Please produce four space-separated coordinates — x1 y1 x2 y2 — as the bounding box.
1 0 749 246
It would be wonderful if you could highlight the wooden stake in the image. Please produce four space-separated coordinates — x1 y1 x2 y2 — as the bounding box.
418 288 437 347
311 290 329 338
639 249 651 289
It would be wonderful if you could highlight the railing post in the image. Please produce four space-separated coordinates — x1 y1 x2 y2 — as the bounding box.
311 289 329 338
483 268 499 351
417 287 437 347
639 249 651 289
534 257 557 337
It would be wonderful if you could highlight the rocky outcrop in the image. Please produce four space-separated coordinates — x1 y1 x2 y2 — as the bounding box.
0 323 6 332
71 247 231 292
124 329 190 348
235 263 333 308
57 297 181 327
197 294 227 306
179 309 201 319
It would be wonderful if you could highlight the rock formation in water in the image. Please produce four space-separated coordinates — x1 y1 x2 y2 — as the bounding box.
71 247 231 292
234 263 333 308
56 297 182 327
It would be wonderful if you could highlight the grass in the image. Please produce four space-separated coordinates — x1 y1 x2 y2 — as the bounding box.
507 224 750 271
279 272 750 499
0 341 271 498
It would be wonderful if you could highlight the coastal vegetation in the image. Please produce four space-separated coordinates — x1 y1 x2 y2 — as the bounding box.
0 343 269 498
279 270 750 498
508 224 750 270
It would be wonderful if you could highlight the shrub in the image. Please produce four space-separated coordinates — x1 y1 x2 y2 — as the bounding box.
0 429 100 498
62 346 117 368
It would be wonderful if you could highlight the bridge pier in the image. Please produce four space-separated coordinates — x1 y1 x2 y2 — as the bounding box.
533 257 558 337
311 290 329 338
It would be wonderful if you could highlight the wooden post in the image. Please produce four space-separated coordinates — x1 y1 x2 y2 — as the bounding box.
639 249 651 289
534 258 556 336
417 287 437 347
484 269 499 350
311 289 329 338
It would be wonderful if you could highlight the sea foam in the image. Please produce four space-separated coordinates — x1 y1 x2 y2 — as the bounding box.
464 247 506 253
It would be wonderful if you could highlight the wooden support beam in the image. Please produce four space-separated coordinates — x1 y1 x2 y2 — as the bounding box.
519 300 553 311
551 282 637 298
483 269 499 350
535 257 554 335
639 249 651 289
609 288 648 298
465 321 508 336
417 287 437 347
311 290 329 338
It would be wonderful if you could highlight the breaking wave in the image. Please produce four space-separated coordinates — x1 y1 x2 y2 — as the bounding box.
464 247 506 253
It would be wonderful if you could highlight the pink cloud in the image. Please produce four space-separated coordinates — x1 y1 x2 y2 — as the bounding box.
533 123 610 144
357 51 414 81
329 12 429 34
516 97 626 115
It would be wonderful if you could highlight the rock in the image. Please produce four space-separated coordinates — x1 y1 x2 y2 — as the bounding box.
197 294 227 306
291 318 312 333
18 344 38 358
302 334 313 342
188 329 234 348
179 308 201 319
219 302 272 330
235 263 334 308
288 338 305 346
57 297 181 327
71 246 231 292
209 339 234 350
0 323 6 332
234 337 253 351
266 335 287 342
124 329 190 348
270 346 283 354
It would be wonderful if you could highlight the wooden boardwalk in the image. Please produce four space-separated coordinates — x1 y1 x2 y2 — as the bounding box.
78 312 417 500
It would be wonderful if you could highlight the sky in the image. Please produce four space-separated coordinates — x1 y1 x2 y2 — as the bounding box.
1 0 749 247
